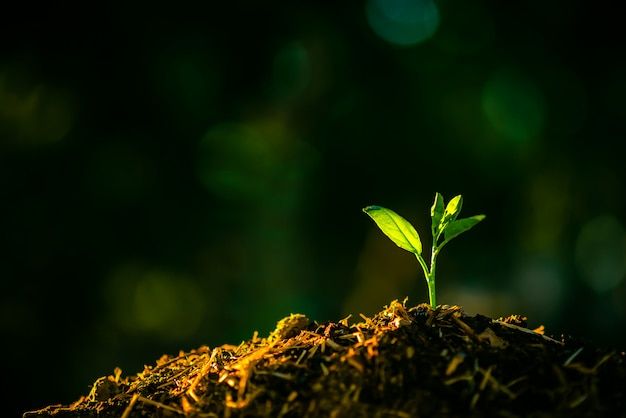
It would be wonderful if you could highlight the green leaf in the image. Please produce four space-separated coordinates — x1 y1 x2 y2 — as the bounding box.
363 206 422 255
443 215 485 244
430 192 444 237
443 195 463 223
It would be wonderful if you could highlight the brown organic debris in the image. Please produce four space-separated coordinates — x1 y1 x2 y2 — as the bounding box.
24 300 626 417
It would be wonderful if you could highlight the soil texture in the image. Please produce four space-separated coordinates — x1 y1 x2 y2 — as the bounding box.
25 300 626 417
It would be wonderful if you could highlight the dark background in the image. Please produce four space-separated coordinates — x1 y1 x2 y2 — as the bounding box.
3 1 626 415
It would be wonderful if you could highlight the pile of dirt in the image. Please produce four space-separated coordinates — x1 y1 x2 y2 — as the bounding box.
25 300 625 417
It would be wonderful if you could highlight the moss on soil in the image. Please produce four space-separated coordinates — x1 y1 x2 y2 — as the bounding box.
25 300 626 417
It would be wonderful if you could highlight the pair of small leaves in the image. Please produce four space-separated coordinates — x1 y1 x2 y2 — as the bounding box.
431 193 476 244
363 193 484 257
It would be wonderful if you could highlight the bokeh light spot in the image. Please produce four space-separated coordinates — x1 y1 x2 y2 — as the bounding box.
514 257 564 318
197 123 276 200
442 284 513 318
0 71 74 146
106 265 206 340
575 216 626 293
196 119 314 206
482 70 546 144
366 0 440 46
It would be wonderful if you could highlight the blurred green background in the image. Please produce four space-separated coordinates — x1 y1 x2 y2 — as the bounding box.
3 1 626 415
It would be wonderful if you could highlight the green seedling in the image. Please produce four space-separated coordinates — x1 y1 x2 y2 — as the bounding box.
363 193 485 308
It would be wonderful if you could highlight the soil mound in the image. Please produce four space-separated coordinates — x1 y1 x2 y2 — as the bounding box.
25 300 626 417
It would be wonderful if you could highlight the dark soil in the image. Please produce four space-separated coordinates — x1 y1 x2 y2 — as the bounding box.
25 300 626 417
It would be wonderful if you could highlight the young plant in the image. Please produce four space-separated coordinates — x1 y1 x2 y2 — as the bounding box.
363 193 485 308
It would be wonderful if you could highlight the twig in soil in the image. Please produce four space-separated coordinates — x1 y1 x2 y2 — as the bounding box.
346 356 364 373
254 371 293 380
320 362 329 376
295 349 307 365
445 353 465 376
325 339 344 351
563 347 584 366
136 395 184 415
187 347 221 403
157 363 200 390
120 393 139 418
225 388 263 409
230 346 271 400
493 319 564 345
566 351 615 375
452 317 476 338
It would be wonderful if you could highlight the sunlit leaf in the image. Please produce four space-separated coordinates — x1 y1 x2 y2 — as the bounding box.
430 192 444 236
443 215 485 244
443 195 463 222
363 205 422 255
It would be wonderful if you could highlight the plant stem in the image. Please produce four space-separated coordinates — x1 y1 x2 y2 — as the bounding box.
427 274 436 308
428 245 438 307
415 253 429 281
414 253 433 306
